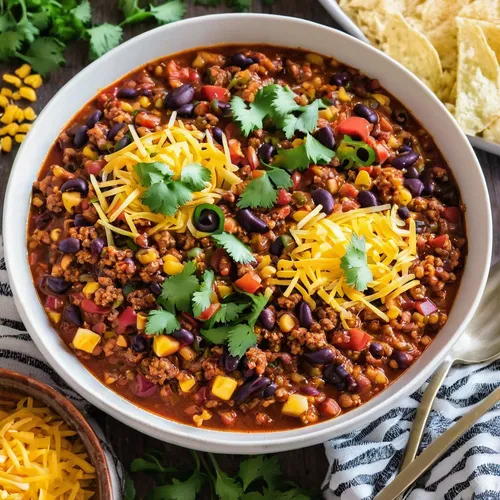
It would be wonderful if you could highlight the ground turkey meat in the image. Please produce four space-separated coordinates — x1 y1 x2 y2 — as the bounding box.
126 288 156 310
245 347 267 375
202 358 219 381
315 305 339 331
373 167 404 203
154 230 176 255
94 277 124 307
287 326 328 354
142 357 179 385
277 293 303 310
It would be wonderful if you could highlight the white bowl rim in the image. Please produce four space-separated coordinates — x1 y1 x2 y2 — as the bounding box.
4 13 492 453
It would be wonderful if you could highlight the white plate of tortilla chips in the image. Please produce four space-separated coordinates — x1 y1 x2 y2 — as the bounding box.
320 0 500 156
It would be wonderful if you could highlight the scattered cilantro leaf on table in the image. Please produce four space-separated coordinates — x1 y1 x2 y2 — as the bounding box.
150 0 187 24
192 270 215 317
211 232 255 264
160 261 200 312
340 233 373 292
16 37 65 75
151 471 203 500
87 23 123 59
145 309 180 335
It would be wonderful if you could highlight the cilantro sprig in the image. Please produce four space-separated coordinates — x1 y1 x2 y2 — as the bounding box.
211 232 255 264
340 234 373 292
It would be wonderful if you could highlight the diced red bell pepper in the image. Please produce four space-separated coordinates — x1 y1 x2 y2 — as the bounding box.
374 143 389 164
359 166 373 175
234 272 262 294
277 189 292 206
415 298 438 316
109 199 126 222
339 183 359 198
116 306 137 334
443 207 461 224
337 117 371 142
291 171 302 191
45 295 64 311
85 160 105 177
379 116 393 132
246 146 260 170
81 299 110 315
197 303 220 321
201 85 231 102
429 234 448 249
228 139 244 163
345 328 372 351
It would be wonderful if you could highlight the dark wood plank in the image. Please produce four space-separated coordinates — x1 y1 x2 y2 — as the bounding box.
1 1 499 497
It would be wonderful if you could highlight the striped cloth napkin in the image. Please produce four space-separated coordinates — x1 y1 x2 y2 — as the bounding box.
0 236 125 499
323 358 500 499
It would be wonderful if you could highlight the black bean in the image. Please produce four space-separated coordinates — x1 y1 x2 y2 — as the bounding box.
312 188 335 214
315 126 335 150
236 208 269 233
392 351 413 369
393 107 409 125
420 169 435 196
46 277 71 294
222 350 240 373
369 342 384 359
58 237 81 254
175 103 194 117
214 101 231 116
107 123 125 141
74 214 91 227
353 103 378 124
300 385 320 396
438 183 459 205
258 143 276 163
415 220 425 234
404 178 424 197
345 374 358 392
298 301 313 328
358 190 378 208
91 237 105 257
34 211 54 230
115 136 131 151
164 84 195 110
323 364 344 388
61 178 89 196
262 383 277 398
63 305 83 327
171 328 194 345
302 348 335 365
230 53 254 68
132 335 150 353
87 110 103 129
397 206 410 220
118 87 138 99
405 166 419 179
270 237 284 256
150 282 162 295
212 126 224 144
259 308 275 330
234 376 271 404
335 365 349 379
73 126 89 148
330 71 350 87
392 151 419 170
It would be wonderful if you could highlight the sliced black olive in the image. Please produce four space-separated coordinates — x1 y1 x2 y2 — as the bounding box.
192 203 225 234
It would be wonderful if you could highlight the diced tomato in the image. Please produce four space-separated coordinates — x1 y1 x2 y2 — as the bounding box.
443 207 461 224
379 116 393 132
277 189 292 205
415 298 438 316
85 160 105 176
81 299 110 315
374 143 389 164
291 171 302 190
45 295 64 311
337 117 371 142
400 297 416 311
29 252 39 266
228 139 244 163
116 306 138 334
197 303 221 321
224 122 239 140
187 68 200 83
359 166 373 175
429 234 448 249
339 183 359 198
252 170 265 179
109 199 126 222
247 146 260 170
345 328 372 351
135 111 161 129
234 272 262 294
355 373 372 394
201 85 230 102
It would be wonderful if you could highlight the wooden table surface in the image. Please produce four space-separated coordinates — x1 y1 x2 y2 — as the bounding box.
1 0 500 497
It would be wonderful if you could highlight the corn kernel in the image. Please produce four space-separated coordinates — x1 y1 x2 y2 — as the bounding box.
1 88 12 97
293 210 309 222
14 108 24 122
394 188 412 206
136 248 159 264
116 335 128 347
47 311 62 324
355 170 371 188
19 86 36 102
0 95 8 108
279 313 296 333
1 105 18 124
12 92 21 100
105 375 118 385
24 74 43 89
82 145 98 160
179 377 196 393
15 64 31 79
0 136 12 153
291 138 304 147
372 93 390 106
31 196 43 207
255 255 271 271
23 107 37 121
179 346 196 361
211 375 238 401
387 306 401 319
338 87 351 102
0 123 19 136
83 281 99 298
14 133 25 143
387 136 401 149
120 102 133 112
164 260 184 275
72 328 101 353
259 265 277 279
53 166 65 177
19 123 31 133
62 192 81 213
319 107 334 121
282 394 309 417
138 96 151 108
305 53 324 65
3 74 21 88
60 255 73 270
153 335 180 357
136 312 147 330
217 285 233 299
50 228 61 242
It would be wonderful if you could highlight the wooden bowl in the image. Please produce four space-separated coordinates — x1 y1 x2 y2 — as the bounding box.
0 368 113 500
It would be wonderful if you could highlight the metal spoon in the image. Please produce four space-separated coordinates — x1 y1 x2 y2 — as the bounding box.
380 262 500 499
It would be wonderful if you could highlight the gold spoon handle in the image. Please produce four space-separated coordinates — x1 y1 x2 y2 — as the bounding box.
375 385 500 500
394 357 454 500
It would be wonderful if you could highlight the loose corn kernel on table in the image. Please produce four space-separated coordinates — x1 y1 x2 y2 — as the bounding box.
1 1 500 499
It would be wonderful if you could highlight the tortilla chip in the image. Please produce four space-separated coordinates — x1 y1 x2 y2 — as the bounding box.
475 19 500 64
437 70 458 104
460 0 500 21
455 17 500 134
483 116 500 142
339 0 390 44
382 13 443 93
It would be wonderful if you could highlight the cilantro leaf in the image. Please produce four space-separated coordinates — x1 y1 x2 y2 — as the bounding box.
200 325 232 344
150 0 187 24
192 270 214 317
0 31 24 61
239 456 265 491
211 302 250 324
134 162 174 186
160 261 199 312
141 182 175 215
267 167 293 189
87 23 123 59
305 132 335 164
227 324 257 358
119 0 143 18
146 309 180 335
214 468 244 500
245 291 271 327
237 172 277 209
123 474 136 500
16 37 66 76
211 233 255 264
271 85 299 116
261 456 282 489
28 11 50 31
0 13 16 33
17 17 40 43
180 163 211 191
131 455 176 473
71 0 92 24
151 470 203 500
167 181 193 210
283 100 321 139
340 234 373 291
274 134 334 171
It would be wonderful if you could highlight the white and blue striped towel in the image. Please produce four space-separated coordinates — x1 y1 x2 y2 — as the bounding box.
0 236 125 499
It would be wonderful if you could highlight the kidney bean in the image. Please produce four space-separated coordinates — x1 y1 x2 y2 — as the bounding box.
212 126 224 144
270 237 284 256
61 178 88 196
118 87 138 99
115 136 131 151
58 237 81 254
330 72 350 87
262 383 277 398
258 143 276 163
63 304 83 326
87 110 103 129
35 211 54 230
150 282 162 295
164 84 195 109
73 125 88 148
353 103 378 124
392 351 413 369
312 188 335 214
230 53 255 68
404 178 424 197
91 237 105 257
234 376 271 404
236 209 269 233
107 122 125 141
132 335 150 353
391 151 419 170
46 277 71 294
345 374 358 392
397 206 410 220
171 328 194 345
298 302 313 328
303 348 335 365
259 308 275 330
222 350 240 373
369 342 384 359
300 385 320 396
323 364 345 389
358 190 378 208
74 214 91 227
405 166 419 179
176 103 195 117
315 126 335 149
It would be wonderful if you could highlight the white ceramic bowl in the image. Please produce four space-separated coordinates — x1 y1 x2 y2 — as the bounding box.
4 14 492 453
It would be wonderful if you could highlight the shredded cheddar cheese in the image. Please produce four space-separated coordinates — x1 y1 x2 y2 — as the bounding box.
0 396 96 499
93 122 242 245
269 203 419 326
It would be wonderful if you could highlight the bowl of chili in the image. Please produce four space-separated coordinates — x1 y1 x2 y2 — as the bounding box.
3 14 492 453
